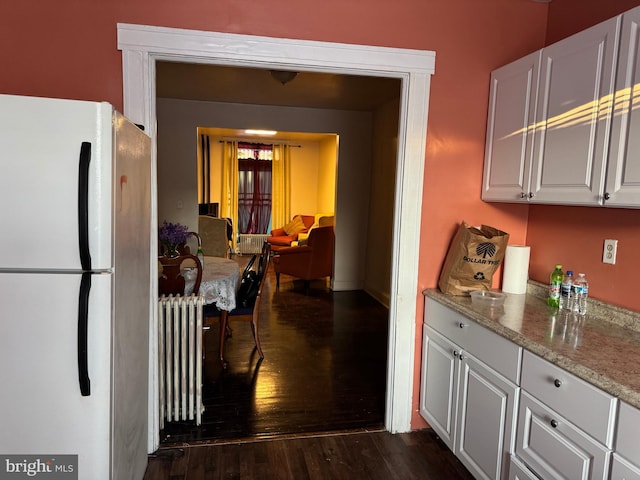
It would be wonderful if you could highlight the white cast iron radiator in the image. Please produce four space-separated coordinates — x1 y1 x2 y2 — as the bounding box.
157 294 204 427
238 234 268 254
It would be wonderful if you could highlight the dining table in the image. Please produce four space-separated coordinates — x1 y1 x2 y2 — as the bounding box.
183 256 240 311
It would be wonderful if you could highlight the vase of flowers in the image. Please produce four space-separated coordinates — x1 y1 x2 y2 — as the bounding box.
158 221 190 258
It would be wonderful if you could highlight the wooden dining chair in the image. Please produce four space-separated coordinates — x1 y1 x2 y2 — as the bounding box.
204 243 270 366
158 254 203 296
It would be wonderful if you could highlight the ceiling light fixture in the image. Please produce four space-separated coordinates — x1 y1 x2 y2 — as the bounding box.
270 70 298 85
244 129 277 136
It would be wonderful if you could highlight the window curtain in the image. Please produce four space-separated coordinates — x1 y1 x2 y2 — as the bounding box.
221 141 239 248
237 143 272 234
198 134 211 204
271 144 291 229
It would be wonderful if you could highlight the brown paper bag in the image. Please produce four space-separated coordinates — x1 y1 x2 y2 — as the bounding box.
438 221 510 296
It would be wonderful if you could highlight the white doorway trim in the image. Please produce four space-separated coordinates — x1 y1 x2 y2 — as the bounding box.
117 23 435 452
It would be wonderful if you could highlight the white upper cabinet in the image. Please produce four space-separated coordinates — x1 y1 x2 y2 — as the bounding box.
606 6 640 207
482 51 541 202
531 16 620 205
483 10 640 207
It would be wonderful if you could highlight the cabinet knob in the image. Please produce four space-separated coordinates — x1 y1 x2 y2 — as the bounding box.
550 419 558 428
520 192 527 199
554 379 562 388
528 192 535 198
453 350 459 358
459 322 465 329
459 353 464 360
604 192 611 200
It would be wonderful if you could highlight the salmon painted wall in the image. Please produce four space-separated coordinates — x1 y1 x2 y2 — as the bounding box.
546 0 640 44
0 0 549 431
524 0 640 313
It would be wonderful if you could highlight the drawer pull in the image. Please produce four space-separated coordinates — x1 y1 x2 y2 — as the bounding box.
550 419 558 428
554 379 562 388
458 322 465 329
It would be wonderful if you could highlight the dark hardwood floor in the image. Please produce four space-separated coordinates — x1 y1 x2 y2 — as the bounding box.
144 429 475 479
160 256 388 445
146 254 473 479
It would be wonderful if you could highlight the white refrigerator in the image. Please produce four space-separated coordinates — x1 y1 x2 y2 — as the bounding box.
0 94 152 479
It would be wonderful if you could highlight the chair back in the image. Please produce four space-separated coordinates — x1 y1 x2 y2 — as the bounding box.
158 254 202 296
254 243 271 307
306 226 334 278
236 243 270 310
198 215 229 257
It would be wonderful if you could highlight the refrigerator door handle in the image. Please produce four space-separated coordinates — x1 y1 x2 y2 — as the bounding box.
78 142 92 271
78 272 92 396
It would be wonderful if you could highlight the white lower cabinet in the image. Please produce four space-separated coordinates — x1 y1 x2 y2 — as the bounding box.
516 391 611 479
456 351 518 480
421 298 520 480
422 297 639 480
611 401 640 479
420 325 458 449
508 455 538 480
611 454 640 480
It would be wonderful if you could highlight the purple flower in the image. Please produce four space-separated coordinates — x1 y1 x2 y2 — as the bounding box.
158 221 190 249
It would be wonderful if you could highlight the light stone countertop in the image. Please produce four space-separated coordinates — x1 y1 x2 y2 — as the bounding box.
423 282 640 410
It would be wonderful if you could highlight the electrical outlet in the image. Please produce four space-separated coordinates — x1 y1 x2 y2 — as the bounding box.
603 239 618 264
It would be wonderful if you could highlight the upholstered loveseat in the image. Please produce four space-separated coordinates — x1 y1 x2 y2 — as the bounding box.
267 214 315 251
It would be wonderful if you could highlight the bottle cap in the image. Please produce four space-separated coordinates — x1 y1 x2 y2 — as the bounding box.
555 264 562 269
567 270 573 275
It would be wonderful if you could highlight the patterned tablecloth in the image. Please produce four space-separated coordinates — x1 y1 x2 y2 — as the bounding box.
183 256 239 311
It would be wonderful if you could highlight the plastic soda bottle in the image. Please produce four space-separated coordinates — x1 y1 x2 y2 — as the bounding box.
197 246 205 269
548 264 563 308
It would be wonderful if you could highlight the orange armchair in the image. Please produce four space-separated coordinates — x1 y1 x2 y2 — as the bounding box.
272 226 334 291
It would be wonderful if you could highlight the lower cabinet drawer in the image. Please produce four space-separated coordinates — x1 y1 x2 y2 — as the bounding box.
425 298 521 383
515 391 611 480
521 350 617 447
611 453 640 480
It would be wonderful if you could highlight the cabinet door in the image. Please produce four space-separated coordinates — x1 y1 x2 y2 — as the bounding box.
516 391 611 480
606 6 640 207
420 325 459 450
611 453 640 480
616 401 640 467
530 16 621 205
456 352 518 480
483 51 541 202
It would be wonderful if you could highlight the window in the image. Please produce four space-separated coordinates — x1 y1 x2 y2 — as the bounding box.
237 142 272 234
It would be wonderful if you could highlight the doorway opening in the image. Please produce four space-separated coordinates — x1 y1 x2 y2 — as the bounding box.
117 23 435 452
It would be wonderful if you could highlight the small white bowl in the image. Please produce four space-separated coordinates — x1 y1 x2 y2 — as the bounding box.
470 290 506 308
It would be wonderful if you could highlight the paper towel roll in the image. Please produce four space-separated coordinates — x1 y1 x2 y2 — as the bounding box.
502 245 530 294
